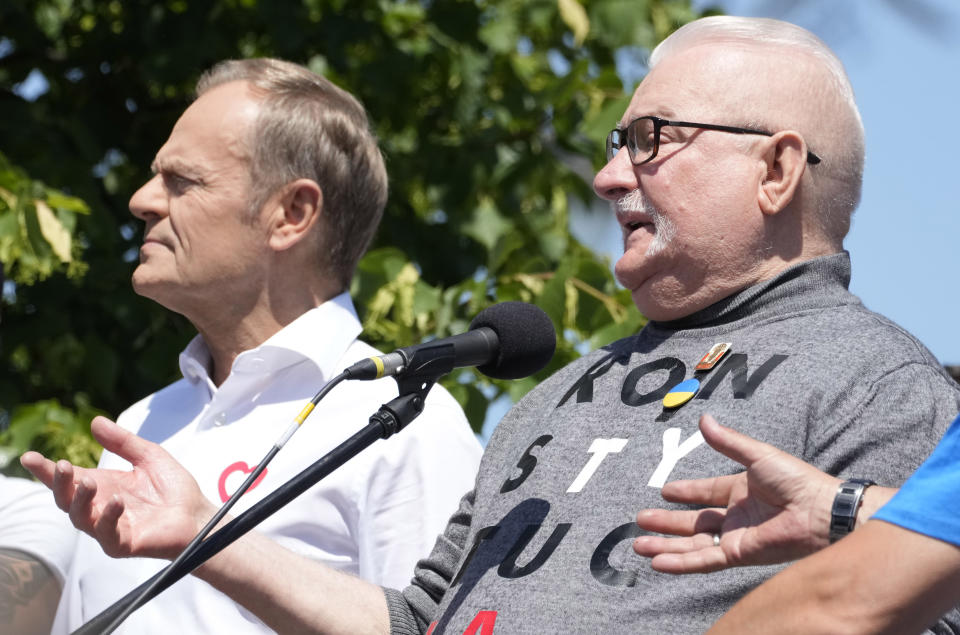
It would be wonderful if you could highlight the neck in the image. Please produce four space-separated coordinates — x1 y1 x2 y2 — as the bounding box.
194 311 283 387
731 211 841 306
635 239 840 323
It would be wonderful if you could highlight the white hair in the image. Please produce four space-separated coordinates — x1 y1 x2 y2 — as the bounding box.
650 16 865 243
616 190 676 257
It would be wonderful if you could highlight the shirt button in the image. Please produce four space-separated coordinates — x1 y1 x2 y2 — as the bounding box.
214 412 227 426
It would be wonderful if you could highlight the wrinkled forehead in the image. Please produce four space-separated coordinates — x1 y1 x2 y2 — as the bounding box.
158 81 260 167
620 42 808 127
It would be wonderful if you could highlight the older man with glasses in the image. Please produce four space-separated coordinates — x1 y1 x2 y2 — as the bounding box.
22 15 960 635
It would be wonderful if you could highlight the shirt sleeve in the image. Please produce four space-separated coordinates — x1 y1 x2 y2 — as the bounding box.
385 488 477 635
808 363 960 485
0 475 78 585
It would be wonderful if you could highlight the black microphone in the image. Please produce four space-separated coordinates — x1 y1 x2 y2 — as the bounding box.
344 301 556 381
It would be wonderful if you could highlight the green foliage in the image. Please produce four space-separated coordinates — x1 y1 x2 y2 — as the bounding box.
0 0 715 472
0 151 89 285
0 398 104 478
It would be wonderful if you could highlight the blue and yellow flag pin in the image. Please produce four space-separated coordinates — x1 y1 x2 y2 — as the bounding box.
663 378 700 408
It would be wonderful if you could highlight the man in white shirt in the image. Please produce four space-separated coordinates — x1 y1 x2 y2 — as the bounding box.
49 58 482 634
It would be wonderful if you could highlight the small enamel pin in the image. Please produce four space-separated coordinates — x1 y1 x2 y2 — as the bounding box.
695 342 732 371
663 377 701 408
662 343 733 409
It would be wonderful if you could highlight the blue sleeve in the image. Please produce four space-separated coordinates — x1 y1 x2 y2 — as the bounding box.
873 413 960 547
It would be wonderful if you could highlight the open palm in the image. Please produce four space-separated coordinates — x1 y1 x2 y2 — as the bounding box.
634 414 840 573
21 416 214 560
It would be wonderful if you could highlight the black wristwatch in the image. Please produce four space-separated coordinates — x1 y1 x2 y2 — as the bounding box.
829 478 876 543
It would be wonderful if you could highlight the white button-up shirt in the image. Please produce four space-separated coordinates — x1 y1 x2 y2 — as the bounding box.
54 293 483 634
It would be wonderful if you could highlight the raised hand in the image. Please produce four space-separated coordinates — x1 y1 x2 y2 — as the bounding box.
633 414 840 573
20 416 215 560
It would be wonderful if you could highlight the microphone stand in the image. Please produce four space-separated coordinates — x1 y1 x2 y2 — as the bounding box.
74 344 457 635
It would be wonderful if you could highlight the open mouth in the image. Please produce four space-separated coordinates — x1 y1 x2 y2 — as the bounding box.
624 219 653 233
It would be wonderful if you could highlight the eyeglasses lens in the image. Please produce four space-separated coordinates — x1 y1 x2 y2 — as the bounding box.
628 117 655 164
606 129 622 161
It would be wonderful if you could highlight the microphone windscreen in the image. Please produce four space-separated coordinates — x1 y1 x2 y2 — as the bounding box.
469 302 556 380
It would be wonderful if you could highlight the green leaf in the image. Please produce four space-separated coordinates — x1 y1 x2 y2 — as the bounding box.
581 93 634 149
45 190 91 215
558 0 590 46
478 7 519 54
35 200 72 262
462 199 515 252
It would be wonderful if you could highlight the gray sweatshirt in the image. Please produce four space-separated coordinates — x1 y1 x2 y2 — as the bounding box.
386 253 960 634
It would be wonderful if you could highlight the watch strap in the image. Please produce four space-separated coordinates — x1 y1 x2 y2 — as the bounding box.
829 478 876 543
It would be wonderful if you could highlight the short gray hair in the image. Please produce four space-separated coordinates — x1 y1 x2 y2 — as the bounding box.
196 58 387 289
651 17 865 243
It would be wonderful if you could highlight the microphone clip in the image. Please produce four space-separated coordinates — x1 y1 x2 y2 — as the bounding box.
369 392 425 437
370 342 455 437
395 341 457 388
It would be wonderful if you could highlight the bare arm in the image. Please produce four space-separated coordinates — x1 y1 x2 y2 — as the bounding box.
634 414 897 573
0 548 61 635
21 416 391 634
187 530 389 635
707 519 960 635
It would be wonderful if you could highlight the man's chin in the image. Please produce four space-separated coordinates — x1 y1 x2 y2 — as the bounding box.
618 274 666 320
131 272 170 303
626 275 700 323
631 289 669 321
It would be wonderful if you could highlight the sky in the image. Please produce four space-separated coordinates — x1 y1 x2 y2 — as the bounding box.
574 0 960 366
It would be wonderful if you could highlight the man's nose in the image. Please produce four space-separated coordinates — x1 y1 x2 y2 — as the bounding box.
592 148 639 202
128 174 167 221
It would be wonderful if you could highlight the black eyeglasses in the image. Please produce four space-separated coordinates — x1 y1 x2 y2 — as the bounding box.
606 115 821 166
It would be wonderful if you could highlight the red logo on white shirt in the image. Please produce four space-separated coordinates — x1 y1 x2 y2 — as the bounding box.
217 461 268 503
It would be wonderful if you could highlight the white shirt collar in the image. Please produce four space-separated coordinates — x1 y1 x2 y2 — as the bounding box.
177 292 363 393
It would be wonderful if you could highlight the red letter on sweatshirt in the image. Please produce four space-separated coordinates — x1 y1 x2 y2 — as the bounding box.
425 610 498 635
463 611 498 635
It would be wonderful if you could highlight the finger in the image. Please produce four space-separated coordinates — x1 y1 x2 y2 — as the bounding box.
94 495 127 558
649 547 732 575
90 416 155 466
51 460 78 513
699 414 782 469
661 473 741 506
21 451 57 488
636 508 726 536
69 476 97 530
633 532 718 557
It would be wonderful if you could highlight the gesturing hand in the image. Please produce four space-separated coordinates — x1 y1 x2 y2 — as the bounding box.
21 416 216 560
633 414 840 574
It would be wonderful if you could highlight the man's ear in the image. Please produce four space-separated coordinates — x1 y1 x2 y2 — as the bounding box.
267 179 323 251
757 131 808 216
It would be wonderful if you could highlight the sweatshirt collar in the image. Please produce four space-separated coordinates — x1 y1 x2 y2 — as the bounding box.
645 252 857 334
